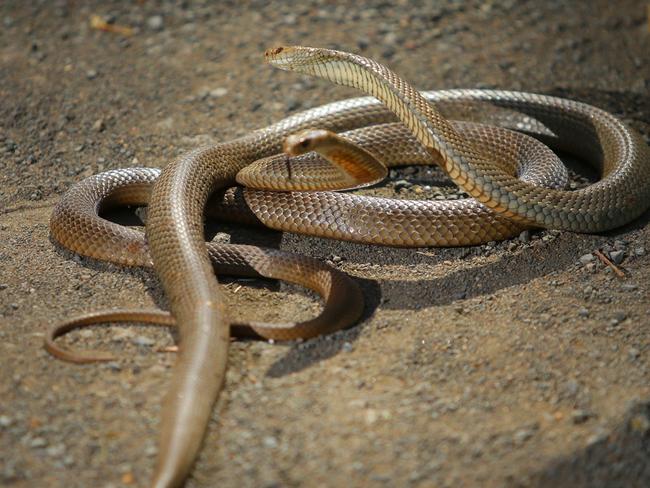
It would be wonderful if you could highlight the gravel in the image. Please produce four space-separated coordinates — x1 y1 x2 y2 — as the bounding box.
571 410 592 424
2 1 649 487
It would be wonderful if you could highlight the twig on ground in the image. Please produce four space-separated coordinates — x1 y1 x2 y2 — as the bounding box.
594 249 625 278
90 15 134 37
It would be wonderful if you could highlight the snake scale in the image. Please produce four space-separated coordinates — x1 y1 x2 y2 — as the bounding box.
47 46 650 487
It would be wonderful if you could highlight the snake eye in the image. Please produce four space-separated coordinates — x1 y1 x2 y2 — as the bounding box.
299 139 310 149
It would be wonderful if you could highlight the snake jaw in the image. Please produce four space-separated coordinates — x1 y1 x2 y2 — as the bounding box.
264 45 295 68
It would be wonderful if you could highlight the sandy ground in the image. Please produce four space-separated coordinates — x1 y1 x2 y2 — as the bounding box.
1 1 650 487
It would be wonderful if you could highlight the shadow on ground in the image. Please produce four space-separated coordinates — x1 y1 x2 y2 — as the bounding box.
532 401 650 488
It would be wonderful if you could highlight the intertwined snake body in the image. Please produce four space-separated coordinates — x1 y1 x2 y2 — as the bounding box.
48 47 650 487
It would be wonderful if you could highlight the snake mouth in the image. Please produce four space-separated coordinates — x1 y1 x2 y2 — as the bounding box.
265 45 293 67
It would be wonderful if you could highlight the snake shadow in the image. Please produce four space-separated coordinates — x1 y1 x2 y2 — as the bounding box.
50 205 648 380
48 210 379 372
257 202 648 378
547 88 650 129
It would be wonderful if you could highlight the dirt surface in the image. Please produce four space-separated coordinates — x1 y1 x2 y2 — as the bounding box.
1 1 650 487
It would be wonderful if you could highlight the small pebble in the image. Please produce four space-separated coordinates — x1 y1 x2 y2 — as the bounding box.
212 232 230 244
147 15 164 31
79 329 95 338
46 443 66 457
286 98 301 111
209 87 228 98
30 437 48 448
144 442 157 457
342 342 353 352
586 429 608 446
571 409 591 424
0 415 12 427
518 230 530 242
112 328 136 342
92 118 105 132
608 250 625 265
394 179 412 191
610 311 627 326
628 348 640 360
263 436 278 448
132 336 155 347
579 253 595 265
86 69 98 80
633 246 646 256
513 428 534 444
577 307 589 318
620 283 638 291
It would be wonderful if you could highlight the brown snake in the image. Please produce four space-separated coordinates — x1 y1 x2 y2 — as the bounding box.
47 47 650 487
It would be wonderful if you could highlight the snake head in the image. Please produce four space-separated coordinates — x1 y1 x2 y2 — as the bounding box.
265 46 345 72
283 129 333 156
265 46 315 69
265 45 372 91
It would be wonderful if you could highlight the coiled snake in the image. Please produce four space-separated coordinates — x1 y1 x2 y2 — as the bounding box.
47 47 650 487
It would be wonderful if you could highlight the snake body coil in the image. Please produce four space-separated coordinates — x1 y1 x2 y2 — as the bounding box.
49 47 650 487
